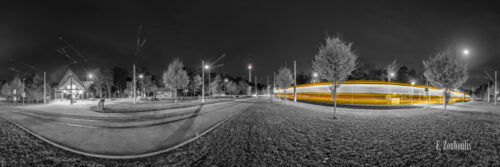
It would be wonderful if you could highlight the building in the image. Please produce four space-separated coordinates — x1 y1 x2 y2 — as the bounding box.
55 69 93 101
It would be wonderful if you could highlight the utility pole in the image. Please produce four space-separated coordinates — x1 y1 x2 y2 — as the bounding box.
273 72 276 102
494 70 498 105
202 60 205 103
133 25 146 104
133 64 136 104
249 64 252 82
487 82 490 103
70 78 73 105
267 75 269 96
43 72 46 104
293 60 297 102
255 76 257 96
22 79 25 105
426 80 429 108
208 67 211 98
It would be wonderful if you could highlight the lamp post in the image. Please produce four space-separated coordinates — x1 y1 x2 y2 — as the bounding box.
205 64 210 98
293 60 297 103
248 64 252 82
463 49 470 58
255 76 257 96
313 72 318 83
87 74 93 99
224 78 228 95
388 72 395 82
411 81 415 104
139 74 144 98
202 61 205 103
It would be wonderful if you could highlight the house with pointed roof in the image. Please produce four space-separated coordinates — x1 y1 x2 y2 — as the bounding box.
56 69 93 100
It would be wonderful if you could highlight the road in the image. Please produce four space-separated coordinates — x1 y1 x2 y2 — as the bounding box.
0 99 255 159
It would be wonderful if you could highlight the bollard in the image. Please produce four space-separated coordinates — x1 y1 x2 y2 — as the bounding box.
98 98 105 110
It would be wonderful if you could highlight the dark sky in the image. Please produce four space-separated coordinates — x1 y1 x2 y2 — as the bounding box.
1 0 499 88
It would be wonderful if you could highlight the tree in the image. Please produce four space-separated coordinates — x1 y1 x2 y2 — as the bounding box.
102 68 114 98
276 67 294 103
92 68 104 98
30 73 44 102
226 80 238 95
238 80 250 95
163 58 190 103
386 60 399 82
312 36 358 119
142 74 156 98
1 82 11 100
190 75 202 96
423 47 468 112
210 74 222 95
112 67 129 98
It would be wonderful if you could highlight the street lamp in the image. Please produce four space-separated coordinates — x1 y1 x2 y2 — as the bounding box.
224 78 228 95
388 72 395 82
205 65 211 98
87 73 93 99
202 61 205 103
463 49 469 56
410 80 415 104
139 74 144 98
248 64 252 82
313 72 318 83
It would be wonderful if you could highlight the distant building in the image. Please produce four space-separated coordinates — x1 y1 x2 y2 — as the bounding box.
55 69 93 100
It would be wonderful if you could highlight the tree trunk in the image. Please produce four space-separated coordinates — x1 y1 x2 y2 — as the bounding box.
107 85 111 98
283 90 286 104
99 87 103 98
174 89 178 104
331 82 338 119
443 88 448 114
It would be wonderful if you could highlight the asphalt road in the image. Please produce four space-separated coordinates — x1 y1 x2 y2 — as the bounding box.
0 99 255 158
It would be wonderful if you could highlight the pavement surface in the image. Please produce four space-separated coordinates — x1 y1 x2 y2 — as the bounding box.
0 99 255 158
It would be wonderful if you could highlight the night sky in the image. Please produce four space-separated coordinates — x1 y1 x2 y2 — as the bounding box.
1 0 499 88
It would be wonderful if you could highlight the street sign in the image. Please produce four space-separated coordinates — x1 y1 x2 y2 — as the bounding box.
22 92 26 98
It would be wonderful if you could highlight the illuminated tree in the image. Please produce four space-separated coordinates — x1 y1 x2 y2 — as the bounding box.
190 75 202 96
276 67 294 103
163 58 190 103
238 80 250 95
423 47 468 112
386 59 399 82
313 36 358 119
1 82 11 100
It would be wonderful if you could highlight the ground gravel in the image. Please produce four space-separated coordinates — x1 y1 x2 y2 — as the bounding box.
0 100 499 166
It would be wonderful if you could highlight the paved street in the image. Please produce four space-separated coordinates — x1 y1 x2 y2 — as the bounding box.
0 99 255 158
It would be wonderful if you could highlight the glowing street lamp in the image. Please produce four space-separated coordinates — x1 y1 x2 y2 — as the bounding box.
463 49 469 56
205 65 211 98
313 72 318 83
224 78 228 94
248 64 252 82
410 80 416 104
139 74 144 98
88 74 93 79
